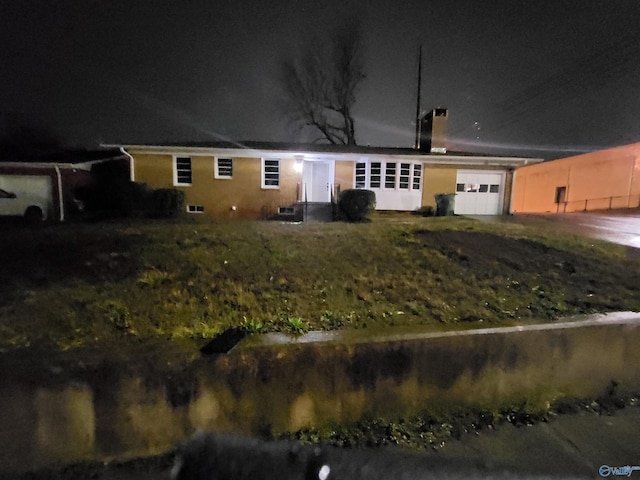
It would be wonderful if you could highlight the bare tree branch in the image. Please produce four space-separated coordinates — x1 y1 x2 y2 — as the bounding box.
279 18 365 145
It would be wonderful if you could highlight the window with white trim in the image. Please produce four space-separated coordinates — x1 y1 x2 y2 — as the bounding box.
370 162 381 188
399 163 411 190
262 159 280 188
355 162 366 188
412 164 422 190
187 205 205 213
215 157 233 179
385 162 396 189
174 156 192 185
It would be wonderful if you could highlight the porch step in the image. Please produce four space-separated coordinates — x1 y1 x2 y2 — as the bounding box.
301 202 334 222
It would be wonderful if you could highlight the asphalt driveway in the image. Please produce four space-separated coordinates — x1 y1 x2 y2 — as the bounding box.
471 209 640 249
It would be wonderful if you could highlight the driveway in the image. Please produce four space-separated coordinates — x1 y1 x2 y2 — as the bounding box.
470 210 640 249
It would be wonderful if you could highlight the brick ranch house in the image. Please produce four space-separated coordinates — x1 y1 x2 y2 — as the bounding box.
116 140 541 220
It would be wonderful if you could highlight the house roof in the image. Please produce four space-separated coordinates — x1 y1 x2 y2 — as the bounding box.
0 148 128 166
116 141 543 167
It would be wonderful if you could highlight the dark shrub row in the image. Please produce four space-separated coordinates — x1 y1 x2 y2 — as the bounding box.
79 181 184 219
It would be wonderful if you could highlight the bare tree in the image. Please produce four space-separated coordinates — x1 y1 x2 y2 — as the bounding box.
280 19 365 145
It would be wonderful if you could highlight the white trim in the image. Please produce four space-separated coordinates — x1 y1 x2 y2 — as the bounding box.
115 144 542 168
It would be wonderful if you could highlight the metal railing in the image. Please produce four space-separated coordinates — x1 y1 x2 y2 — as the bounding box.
558 193 640 213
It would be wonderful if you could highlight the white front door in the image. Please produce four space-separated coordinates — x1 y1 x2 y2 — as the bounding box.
303 161 332 202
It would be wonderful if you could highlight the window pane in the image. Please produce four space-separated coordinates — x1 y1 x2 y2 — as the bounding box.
385 162 396 188
456 183 465 192
217 158 233 177
355 162 366 188
399 163 410 189
490 184 500 193
412 164 422 190
370 162 381 188
263 159 280 186
479 184 489 193
176 157 192 184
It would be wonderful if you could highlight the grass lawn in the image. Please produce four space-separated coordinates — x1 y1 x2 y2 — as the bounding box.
1 212 639 352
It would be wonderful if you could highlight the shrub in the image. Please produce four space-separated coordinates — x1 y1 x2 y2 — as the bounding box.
149 188 185 218
336 189 376 222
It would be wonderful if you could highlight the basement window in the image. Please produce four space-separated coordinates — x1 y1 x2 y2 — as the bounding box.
174 156 192 186
278 207 295 215
187 205 205 213
215 158 233 179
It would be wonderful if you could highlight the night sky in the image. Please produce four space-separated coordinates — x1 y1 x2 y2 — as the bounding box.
2 0 640 159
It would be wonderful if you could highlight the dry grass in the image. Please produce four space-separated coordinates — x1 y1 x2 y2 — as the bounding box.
0 212 638 351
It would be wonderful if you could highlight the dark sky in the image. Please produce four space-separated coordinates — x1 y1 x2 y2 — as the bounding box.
2 0 640 159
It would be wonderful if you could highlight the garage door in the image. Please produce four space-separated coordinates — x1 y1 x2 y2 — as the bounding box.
455 171 505 215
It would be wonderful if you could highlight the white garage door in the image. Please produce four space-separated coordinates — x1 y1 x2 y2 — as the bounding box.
455 171 505 215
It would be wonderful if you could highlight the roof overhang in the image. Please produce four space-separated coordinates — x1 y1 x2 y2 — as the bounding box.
115 144 542 168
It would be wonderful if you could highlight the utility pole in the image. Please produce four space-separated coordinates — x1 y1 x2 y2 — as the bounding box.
414 44 423 149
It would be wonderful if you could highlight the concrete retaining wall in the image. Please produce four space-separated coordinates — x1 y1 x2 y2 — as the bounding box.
1 312 640 473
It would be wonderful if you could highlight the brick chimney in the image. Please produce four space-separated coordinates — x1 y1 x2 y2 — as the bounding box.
418 108 448 154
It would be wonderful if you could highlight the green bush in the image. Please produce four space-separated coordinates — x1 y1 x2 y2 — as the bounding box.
336 189 376 222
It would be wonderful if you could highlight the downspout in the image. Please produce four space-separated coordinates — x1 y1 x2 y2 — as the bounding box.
54 165 65 222
508 168 516 214
120 147 135 181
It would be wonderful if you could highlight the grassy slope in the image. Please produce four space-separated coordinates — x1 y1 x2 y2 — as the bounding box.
1 213 639 351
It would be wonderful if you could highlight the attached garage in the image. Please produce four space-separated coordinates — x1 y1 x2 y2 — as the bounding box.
455 170 506 215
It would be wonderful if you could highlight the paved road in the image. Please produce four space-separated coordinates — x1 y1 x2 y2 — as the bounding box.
14 406 640 479
470 210 640 249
